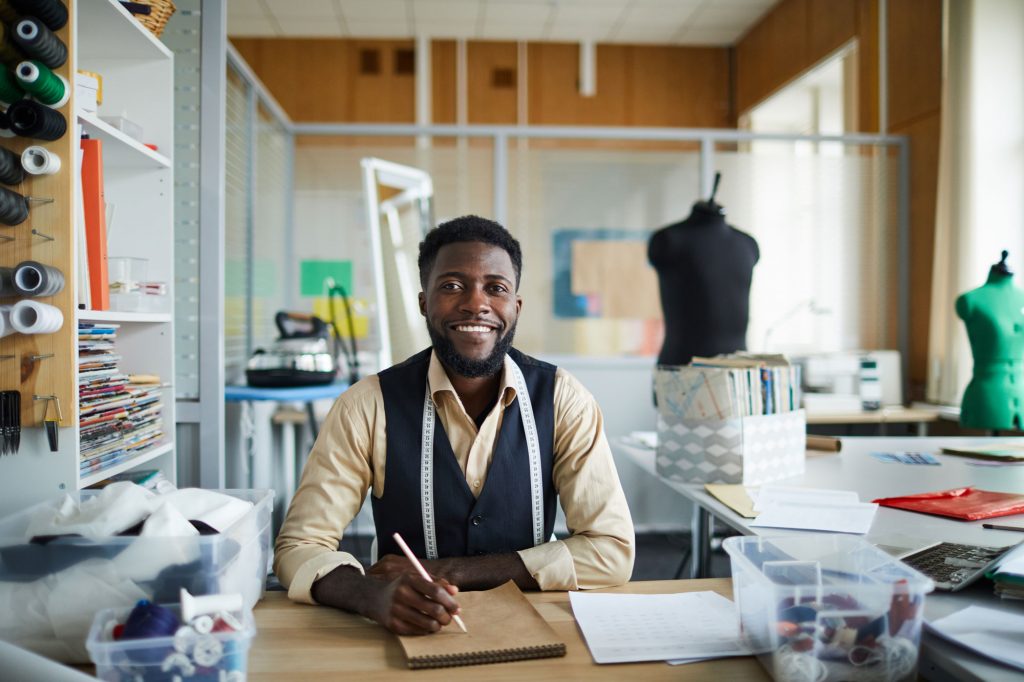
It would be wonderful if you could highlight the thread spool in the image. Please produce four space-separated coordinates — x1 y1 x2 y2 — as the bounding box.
21 145 58 175
12 18 66 69
6 98 65 139
13 260 64 296
0 146 24 185
15 60 68 108
122 599 181 640
0 186 28 225
0 304 12 338
0 66 25 105
10 299 62 334
180 588 244 623
5 0 68 31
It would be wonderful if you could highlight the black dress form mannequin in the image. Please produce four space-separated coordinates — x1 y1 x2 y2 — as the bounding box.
648 175 760 366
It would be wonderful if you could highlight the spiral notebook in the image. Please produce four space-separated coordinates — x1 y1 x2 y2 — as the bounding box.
397 581 566 669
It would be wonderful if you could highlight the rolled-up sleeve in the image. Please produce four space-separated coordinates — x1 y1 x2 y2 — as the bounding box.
517 369 635 590
273 377 381 604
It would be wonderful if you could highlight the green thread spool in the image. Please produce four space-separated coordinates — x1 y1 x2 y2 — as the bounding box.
14 59 68 108
0 67 24 106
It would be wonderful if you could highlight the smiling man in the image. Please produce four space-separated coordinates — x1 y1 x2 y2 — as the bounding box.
274 215 634 635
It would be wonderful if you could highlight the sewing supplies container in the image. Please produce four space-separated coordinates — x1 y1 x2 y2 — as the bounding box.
724 534 934 682
87 593 254 681
0 488 272 663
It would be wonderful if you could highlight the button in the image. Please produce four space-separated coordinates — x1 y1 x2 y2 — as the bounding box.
473 480 481 488
471 515 483 526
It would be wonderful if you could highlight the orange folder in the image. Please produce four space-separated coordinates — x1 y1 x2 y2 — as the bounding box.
81 137 109 310
873 486 1024 521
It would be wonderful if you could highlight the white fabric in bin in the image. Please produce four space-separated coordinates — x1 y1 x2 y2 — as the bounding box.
23 483 253 540
0 486 270 663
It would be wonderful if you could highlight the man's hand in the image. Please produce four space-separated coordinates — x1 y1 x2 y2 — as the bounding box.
311 565 461 636
365 573 462 636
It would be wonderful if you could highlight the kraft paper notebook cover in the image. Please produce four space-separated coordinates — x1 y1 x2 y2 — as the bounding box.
397 581 566 669
873 486 1024 521
941 443 1024 462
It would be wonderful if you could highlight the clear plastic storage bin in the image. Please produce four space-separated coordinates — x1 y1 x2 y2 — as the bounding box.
87 604 256 681
723 534 934 682
0 489 272 662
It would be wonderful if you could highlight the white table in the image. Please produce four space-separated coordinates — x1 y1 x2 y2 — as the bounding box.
615 436 1024 681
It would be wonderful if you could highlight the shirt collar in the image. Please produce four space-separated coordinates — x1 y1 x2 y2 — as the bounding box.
428 350 518 408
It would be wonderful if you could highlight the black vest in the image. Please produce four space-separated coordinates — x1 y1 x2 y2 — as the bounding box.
373 347 557 559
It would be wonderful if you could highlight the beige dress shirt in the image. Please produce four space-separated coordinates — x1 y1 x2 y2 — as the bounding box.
274 351 635 604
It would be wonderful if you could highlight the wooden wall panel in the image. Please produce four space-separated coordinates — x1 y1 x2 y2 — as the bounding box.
734 0 811 115
432 40 456 124
230 38 415 123
527 43 730 128
467 41 518 124
857 0 880 133
527 43 630 125
887 0 942 127
735 0 861 116
894 114 941 394
626 47 732 127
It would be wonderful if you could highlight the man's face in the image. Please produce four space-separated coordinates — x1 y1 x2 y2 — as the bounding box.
419 241 522 378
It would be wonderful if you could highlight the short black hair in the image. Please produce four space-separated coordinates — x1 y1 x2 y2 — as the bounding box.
418 215 523 290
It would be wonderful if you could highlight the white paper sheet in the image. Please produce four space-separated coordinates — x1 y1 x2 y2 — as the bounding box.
750 500 878 534
927 605 1024 670
568 590 750 664
751 485 860 512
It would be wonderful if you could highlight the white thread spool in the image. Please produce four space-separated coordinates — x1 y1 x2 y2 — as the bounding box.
10 299 62 334
180 588 244 623
21 146 60 175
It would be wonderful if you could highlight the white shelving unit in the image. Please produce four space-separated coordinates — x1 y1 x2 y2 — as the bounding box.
0 0 175 516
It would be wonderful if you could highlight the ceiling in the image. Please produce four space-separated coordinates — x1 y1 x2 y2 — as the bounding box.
228 0 780 46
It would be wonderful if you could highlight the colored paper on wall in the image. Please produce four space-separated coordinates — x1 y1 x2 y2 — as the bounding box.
301 260 353 297
312 297 370 339
552 229 657 319
571 240 661 319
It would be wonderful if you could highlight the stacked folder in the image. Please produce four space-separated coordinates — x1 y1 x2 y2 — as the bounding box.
78 323 164 475
658 353 802 419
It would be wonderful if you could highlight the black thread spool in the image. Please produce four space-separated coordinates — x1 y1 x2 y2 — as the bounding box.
12 18 67 69
0 146 24 185
7 0 68 31
0 185 28 225
13 260 64 296
6 98 65 140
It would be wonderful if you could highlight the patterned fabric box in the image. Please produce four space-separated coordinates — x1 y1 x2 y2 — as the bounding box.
655 410 806 486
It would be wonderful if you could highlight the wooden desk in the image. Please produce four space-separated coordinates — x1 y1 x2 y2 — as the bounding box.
249 580 771 681
806 406 941 435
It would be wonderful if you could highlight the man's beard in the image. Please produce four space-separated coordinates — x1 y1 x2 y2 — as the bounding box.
428 321 517 378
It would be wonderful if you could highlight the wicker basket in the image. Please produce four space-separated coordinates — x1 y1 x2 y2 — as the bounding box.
130 0 176 38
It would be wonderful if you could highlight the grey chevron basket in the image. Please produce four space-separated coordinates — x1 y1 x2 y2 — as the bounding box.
654 410 806 486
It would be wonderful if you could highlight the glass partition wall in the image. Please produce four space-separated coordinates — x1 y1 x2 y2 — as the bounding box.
287 133 903 373
225 53 907 374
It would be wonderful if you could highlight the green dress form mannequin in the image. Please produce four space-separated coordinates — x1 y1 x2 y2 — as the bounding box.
955 251 1024 430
